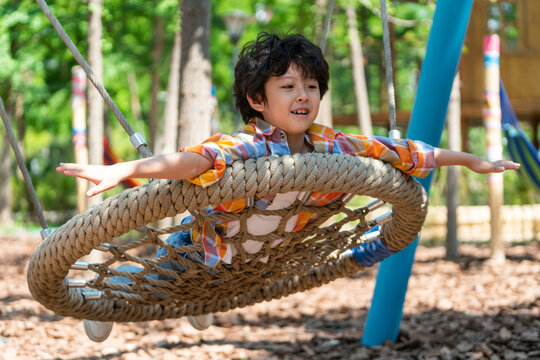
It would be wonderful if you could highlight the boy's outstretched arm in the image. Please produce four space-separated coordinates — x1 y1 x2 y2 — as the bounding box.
57 152 213 197
434 148 520 174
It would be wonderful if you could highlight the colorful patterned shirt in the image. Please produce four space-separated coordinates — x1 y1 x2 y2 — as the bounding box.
180 118 435 266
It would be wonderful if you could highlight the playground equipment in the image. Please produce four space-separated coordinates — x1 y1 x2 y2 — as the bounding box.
501 81 540 189
0 0 472 346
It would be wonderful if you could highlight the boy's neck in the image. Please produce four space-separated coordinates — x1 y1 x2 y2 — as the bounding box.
286 133 312 154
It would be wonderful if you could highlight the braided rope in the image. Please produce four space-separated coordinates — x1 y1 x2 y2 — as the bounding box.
27 153 428 322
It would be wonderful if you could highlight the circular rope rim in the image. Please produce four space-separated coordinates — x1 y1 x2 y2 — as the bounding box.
27 153 428 322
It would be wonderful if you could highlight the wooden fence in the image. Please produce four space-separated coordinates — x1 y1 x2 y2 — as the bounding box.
421 204 540 243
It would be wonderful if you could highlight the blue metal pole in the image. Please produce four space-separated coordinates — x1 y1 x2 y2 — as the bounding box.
362 0 474 346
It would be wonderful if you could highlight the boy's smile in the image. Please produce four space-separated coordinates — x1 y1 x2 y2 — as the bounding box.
247 64 321 153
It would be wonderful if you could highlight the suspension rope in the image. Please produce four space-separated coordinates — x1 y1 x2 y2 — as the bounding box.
35 0 153 158
380 0 399 139
0 97 51 240
319 0 335 53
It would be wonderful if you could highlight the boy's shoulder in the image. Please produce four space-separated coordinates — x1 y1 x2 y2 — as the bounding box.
308 122 341 140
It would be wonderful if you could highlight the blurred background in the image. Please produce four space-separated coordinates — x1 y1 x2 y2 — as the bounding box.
0 0 538 249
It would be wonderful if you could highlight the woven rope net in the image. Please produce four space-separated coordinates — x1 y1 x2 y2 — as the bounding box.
27 153 428 322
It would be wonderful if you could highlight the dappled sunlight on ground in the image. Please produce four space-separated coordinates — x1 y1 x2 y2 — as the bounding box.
0 233 538 359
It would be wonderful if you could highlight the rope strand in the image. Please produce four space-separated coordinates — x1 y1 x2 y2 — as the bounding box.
319 0 335 53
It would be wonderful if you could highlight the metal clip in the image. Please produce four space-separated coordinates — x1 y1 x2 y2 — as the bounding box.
297 191 311 203
374 212 393 225
340 249 353 259
70 261 89 270
389 129 401 140
360 229 382 242
68 279 87 288
82 291 103 300
341 193 356 204
365 199 386 212
96 243 111 252
130 132 147 150
40 228 52 240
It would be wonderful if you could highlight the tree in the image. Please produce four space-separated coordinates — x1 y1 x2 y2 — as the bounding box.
177 0 212 148
149 15 165 154
314 0 334 127
87 0 104 207
346 5 372 135
162 30 181 154
0 126 13 225
446 74 461 259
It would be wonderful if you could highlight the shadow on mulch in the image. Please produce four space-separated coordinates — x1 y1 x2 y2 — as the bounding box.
94 301 538 360
414 242 540 270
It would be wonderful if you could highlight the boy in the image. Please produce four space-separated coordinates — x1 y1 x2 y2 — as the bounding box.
57 33 519 341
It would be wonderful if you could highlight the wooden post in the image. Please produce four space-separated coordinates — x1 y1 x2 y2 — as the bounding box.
446 73 461 259
483 35 505 263
71 66 88 213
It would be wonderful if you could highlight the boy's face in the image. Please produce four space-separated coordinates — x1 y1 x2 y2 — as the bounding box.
248 64 321 139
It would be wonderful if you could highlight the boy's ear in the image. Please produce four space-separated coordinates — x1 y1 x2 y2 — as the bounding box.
247 94 265 112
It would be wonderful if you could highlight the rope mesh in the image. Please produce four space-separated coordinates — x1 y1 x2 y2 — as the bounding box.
27 153 428 322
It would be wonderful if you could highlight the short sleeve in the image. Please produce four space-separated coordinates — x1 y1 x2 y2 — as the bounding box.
180 131 267 187
339 133 436 178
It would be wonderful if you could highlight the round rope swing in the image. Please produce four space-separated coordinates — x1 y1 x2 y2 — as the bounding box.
10 0 429 322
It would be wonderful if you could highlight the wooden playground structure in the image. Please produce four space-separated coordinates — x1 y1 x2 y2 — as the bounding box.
335 0 540 152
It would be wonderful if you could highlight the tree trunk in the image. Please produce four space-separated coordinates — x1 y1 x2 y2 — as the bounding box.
446 73 461 259
346 5 372 135
0 120 13 225
0 92 22 225
158 29 183 229
71 66 89 214
313 0 333 127
10 94 25 182
87 0 104 207
127 71 142 123
177 0 212 148
162 30 181 154
150 16 165 154
316 86 333 127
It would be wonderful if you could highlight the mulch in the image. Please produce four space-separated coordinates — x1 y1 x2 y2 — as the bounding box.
0 233 538 360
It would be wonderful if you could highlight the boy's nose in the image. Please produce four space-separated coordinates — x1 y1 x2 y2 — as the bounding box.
296 89 308 102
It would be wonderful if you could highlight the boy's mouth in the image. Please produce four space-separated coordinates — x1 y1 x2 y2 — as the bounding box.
291 109 309 115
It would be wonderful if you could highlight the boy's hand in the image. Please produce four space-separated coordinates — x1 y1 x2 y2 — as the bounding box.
434 148 520 174
467 159 520 174
56 163 124 197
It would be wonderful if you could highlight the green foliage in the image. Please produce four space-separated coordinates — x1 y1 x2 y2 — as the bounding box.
1 0 536 226
428 127 536 207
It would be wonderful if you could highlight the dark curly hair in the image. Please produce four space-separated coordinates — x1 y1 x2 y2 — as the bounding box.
233 32 329 123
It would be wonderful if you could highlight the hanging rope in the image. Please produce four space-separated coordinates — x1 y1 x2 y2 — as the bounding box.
0 97 51 239
319 0 335 53
359 0 430 27
35 0 153 158
380 0 399 138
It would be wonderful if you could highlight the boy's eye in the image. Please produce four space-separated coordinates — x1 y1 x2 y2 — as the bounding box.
281 84 293 89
